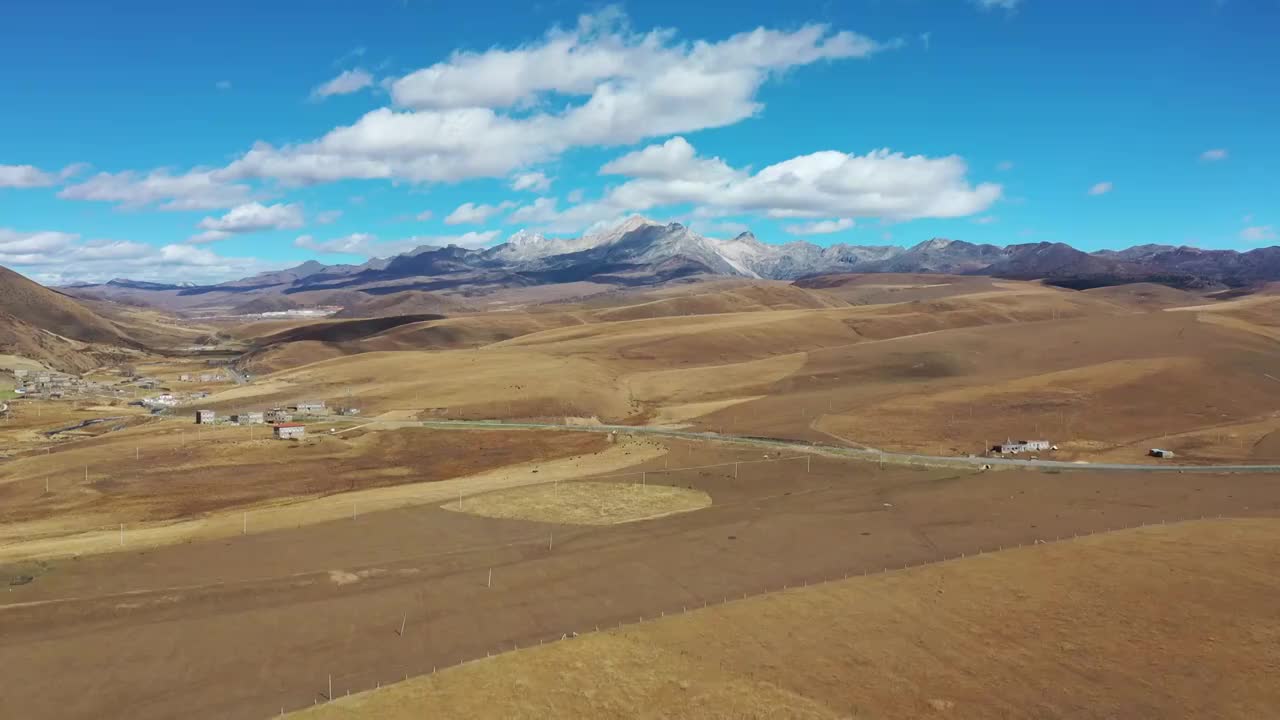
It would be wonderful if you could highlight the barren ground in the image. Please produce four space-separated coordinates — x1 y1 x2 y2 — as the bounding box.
3 438 1280 719
288 517 1280 720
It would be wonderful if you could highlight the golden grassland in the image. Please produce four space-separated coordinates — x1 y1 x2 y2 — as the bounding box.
288 518 1280 720
443 480 712 525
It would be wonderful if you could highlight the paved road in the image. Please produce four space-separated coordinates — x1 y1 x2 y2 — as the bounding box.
416 419 1280 474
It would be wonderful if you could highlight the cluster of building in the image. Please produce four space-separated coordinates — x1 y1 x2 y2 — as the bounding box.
177 371 232 383
194 400 354 441
10 369 112 399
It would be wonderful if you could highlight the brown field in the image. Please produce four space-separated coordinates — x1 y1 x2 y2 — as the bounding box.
4 433 1280 720
0 422 614 558
289 517 1280 720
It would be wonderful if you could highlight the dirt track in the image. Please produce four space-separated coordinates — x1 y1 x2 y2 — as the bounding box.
4 442 1280 720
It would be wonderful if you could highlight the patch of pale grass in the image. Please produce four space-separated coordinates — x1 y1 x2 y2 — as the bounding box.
445 481 711 525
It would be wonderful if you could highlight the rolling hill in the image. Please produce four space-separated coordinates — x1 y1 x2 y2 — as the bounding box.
0 265 143 371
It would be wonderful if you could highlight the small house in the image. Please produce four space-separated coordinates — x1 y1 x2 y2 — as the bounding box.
232 412 264 425
264 408 293 423
273 423 306 440
292 401 326 414
1149 448 1176 459
178 373 193 382
996 439 1051 455
195 409 215 424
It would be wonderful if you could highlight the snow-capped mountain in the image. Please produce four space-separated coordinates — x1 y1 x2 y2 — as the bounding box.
62 215 1280 309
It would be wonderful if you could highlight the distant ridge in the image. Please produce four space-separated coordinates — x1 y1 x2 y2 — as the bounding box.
59 217 1280 309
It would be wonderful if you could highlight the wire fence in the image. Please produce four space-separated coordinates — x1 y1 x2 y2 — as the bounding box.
260 511 1243 717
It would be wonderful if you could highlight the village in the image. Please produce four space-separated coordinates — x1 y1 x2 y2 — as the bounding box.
193 400 361 440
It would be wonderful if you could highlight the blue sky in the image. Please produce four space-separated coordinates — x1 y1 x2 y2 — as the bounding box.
1 0 1277 284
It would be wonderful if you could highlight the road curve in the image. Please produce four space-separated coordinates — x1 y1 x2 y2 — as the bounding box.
416 419 1280 474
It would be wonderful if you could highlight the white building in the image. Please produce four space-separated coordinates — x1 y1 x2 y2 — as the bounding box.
997 439 1051 454
195 409 215 424
265 408 293 423
273 423 306 440
232 412 264 425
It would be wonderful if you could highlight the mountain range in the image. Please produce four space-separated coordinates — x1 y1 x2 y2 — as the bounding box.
63 217 1280 310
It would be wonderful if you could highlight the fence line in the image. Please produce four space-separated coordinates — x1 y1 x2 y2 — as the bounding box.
264 512 1241 716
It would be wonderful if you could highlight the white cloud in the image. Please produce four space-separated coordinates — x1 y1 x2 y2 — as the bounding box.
567 188 585 203
415 209 434 221
1242 213 1254 223
1088 181 1113 196
295 229 500 255
189 202 304 243
1240 225 1276 243
0 164 57 188
996 160 1014 171
1200 148 1228 162
315 209 343 225
600 136 734 181
294 232 379 254
0 227 264 284
691 220 751 237
511 171 553 192
216 80 232 91
311 69 375 99
444 200 515 225
218 12 894 185
971 215 998 224
920 32 931 50
59 168 254 210
784 218 854 235
511 138 1000 233
976 0 1022 9
0 163 85 188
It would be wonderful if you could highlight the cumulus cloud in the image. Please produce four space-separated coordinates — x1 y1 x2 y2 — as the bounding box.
510 137 1000 233
217 11 893 185
0 163 86 188
294 232 380 254
1200 148 1229 162
600 136 734 181
0 227 263 284
1240 225 1276 243
444 201 515 225
59 168 254 210
511 171 553 192
295 229 500 255
189 202 304 243
1088 181 1113 196
311 69 375 99
784 218 854 235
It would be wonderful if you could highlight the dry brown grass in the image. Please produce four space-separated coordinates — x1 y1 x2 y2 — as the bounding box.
287 518 1280 720
443 481 712 525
